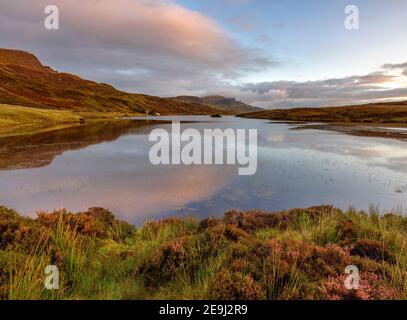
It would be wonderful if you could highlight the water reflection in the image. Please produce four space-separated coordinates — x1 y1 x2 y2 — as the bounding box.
0 120 165 170
0 116 406 223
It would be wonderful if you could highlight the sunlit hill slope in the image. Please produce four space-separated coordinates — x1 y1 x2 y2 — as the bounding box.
0 48 222 115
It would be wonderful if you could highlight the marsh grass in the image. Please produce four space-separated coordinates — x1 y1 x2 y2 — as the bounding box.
7 248 50 300
1 205 407 300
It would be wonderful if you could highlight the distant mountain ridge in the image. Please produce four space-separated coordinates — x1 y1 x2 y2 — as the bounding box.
239 101 407 123
0 48 233 115
173 95 262 114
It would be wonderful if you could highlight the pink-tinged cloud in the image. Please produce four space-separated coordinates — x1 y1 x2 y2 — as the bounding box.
60 0 243 66
1 0 406 107
0 0 273 95
206 67 407 108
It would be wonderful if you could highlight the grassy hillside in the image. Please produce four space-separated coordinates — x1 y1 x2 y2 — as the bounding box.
0 104 84 137
0 104 82 127
239 101 407 123
1 204 406 300
0 48 219 115
172 95 262 115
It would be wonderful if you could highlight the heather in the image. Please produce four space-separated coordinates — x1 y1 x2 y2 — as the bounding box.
1 204 406 300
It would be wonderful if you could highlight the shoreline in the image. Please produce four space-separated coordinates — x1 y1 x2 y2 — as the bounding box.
0 104 147 138
292 122 407 141
0 104 231 139
238 101 407 140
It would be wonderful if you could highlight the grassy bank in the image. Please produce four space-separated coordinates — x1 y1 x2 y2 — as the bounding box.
1 205 406 300
0 104 144 137
0 104 83 136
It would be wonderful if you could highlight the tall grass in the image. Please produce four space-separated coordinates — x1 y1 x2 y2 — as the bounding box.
1 205 407 300
7 249 50 300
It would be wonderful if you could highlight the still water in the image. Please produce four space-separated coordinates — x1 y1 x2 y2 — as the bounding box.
0 116 406 224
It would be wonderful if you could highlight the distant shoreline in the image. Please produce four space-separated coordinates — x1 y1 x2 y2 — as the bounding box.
292 123 407 141
239 101 407 123
238 101 407 140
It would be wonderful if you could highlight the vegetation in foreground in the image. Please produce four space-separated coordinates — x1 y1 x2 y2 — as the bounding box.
1 205 407 300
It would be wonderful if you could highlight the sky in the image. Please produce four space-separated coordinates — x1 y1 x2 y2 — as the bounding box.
1 0 407 108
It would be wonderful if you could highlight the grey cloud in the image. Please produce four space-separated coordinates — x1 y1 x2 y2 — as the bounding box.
0 0 274 96
383 62 407 76
233 70 407 108
1 0 406 108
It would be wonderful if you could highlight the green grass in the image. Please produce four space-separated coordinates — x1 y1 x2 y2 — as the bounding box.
0 104 82 125
1 205 407 300
0 104 146 138
0 104 83 136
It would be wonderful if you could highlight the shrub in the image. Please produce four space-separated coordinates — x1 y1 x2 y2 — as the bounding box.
336 219 359 244
1 204 406 300
210 269 266 300
37 207 135 241
350 239 396 264
321 272 399 300
139 236 200 287
0 206 46 251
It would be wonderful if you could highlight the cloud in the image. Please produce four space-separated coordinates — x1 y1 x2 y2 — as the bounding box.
228 14 257 31
383 62 407 76
208 68 407 108
0 0 274 96
1 0 406 108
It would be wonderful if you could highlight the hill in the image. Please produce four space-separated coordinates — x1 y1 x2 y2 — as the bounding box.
173 95 262 115
0 48 220 115
239 101 407 123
